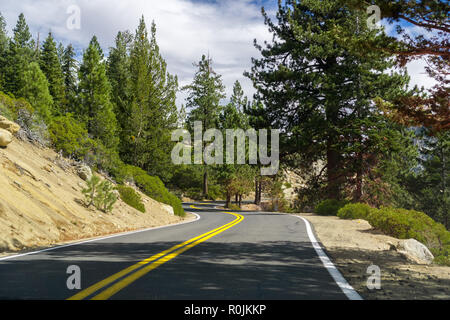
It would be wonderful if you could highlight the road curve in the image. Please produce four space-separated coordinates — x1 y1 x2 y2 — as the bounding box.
0 203 359 300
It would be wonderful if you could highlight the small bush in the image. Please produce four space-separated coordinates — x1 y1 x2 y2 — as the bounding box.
82 175 117 213
0 91 15 120
228 204 241 211
315 199 349 216
185 188 203 201
366 207 450 266
118 185 146 213
125 165 185 217
337 203 373 220
207 184 223 201
48 114 93 159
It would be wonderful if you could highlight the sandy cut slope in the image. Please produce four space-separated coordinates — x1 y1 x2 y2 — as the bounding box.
0 138 193 255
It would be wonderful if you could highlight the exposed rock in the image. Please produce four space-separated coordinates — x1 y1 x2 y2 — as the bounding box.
0 116 20 135
77 164 92 181
161 203 174 216
397 239 434 265
0 128 12 147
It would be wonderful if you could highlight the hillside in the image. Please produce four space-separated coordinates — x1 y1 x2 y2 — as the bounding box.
0 137 193 254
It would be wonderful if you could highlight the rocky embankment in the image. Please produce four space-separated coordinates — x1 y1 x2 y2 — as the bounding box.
0 116 193 254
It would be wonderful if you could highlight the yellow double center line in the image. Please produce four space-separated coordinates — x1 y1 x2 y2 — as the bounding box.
67 211 244 300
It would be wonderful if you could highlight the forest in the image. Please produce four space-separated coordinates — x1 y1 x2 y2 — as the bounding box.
0 1 448 233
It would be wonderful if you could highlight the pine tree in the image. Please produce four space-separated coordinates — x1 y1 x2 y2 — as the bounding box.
78 36 119 151
246 0 410 202
124 17 179 182
0 12 9 90
216 81 255 207
39 32 65 114
61 44 78 114
3 13 36 95
107 30 132 148
18 61 53 122
183 54 226 196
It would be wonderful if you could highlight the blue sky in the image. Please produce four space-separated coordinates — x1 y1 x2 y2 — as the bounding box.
0 0 435 107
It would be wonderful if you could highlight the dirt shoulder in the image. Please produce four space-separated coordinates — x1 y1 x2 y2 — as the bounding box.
296 213 450 300
0 139 195 257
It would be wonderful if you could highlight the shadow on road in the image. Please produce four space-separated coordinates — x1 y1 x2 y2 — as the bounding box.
0 240 349 300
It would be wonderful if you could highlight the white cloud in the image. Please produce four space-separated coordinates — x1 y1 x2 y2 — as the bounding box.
1 0 272 107
1 0 437 108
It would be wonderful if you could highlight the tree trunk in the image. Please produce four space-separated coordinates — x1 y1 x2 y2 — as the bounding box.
203 167 208 198
239 194 242 208
327 141 341 200
226 192 231 209
255 178 259 204
235 194 239 204
354 152 363 201
257 180 262 205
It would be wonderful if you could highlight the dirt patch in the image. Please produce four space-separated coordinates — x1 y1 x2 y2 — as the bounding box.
296 213 450 300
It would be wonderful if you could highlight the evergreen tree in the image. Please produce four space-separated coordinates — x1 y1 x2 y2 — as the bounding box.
183 54 226 196
246 0 410 202
39 32 65 113
78 36 119 151
404 130 450 228
18 61 53 122
61 44 78 113
216 81 255 207
124 17 179 182
3 13 36 95
0 12 9 90
107 30 132 147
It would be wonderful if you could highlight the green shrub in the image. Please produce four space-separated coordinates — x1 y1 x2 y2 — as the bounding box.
124 165 185 217
185 188 203 201
117 185 146 213
366 207 450 265
207 184 223 201
315 199 349 216
337 203 373 220
95 180 118 213
228 204 241 211
82 175 117 213
48 114 93 159
0 91 16 120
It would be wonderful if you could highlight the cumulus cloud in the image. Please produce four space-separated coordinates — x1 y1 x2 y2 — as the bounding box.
1 0 274 107
0 0 436 108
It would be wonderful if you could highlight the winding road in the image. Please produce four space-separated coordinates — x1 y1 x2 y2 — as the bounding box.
0 202 361 300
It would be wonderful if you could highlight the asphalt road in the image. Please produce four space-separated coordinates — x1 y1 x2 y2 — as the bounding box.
0 202 359 300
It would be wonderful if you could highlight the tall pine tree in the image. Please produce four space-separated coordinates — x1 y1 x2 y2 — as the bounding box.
107 30 132 149
0 12 9 90
78 36 119 151
246 0 410 202
39 32 65 114
183 54 226 196
124 17 179 182
3 13 36 95
61 44 78 114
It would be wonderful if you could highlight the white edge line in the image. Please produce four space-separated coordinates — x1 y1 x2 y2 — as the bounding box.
294 215 363 301
0 212 201 262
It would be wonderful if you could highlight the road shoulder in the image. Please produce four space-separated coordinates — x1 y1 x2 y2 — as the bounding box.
296 213 450 300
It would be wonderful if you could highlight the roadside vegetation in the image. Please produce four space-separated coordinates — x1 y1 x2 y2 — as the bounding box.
333 203 450 266
0 2 447 244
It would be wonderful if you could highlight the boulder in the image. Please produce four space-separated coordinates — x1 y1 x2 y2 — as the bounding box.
77 164 92 181
161 203 175 216
397 239 434 265
0 116 20 134
0 128 12 147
